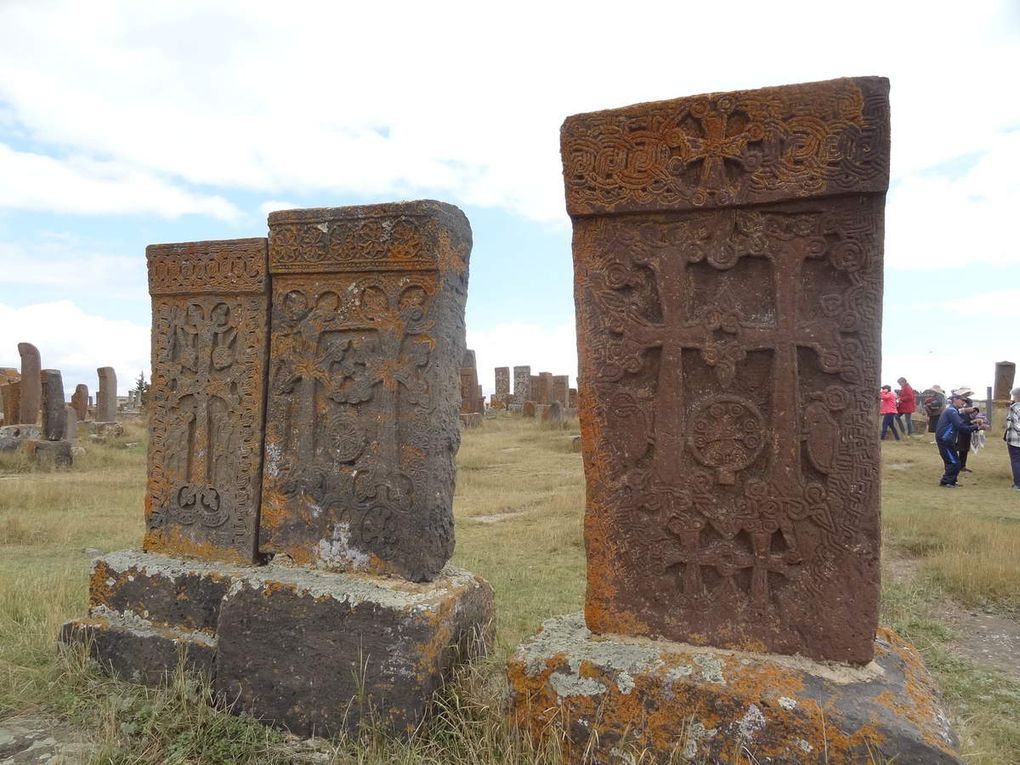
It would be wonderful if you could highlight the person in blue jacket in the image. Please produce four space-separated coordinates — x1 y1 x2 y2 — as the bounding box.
934 390 988 487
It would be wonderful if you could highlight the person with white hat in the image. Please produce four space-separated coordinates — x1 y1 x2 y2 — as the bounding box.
1005 387 1020 490
933 388 988 487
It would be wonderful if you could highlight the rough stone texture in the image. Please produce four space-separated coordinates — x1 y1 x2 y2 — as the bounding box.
260 201 471 583
513 365 531 407
508 614 960 765
61 551 495 737
571 435 582 453
64 405 77 445
491 366 510 409
17 342 40 424
0 380 19 425
552 375 569 407
71 383 89 421
568 388 578 409
533 372 553 405
216 562 495 737
143 239 269 564
460 359 482 415
96 367 117 422
994 361 1016 401
24 439 72 468
40 369 66 441
0 424 39 452
564 77 890 664
522 401 536 418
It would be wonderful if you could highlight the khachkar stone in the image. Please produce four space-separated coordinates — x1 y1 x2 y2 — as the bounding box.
142 239 269 564
96 367 117 422
1 380 20 424
552 375 569 406
994 361 1016 401
459 349 482 415
17 342 41 424
71 384 89 421
509 79 961 763
492 366 510 408
513 364 531 405
40 369 66 440
260 201 471 582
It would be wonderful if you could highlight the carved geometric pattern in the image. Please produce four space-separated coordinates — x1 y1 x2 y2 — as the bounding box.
260 202 471 583
567 79 889 665
143 239 269 564
562 77 889 216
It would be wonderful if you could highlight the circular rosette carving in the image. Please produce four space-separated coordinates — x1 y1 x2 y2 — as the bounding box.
687 395 766 484
329 414 367 464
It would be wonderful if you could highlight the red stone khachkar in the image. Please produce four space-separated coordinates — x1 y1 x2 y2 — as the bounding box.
565 77 890 664
259 201 471 582
143 239 269 564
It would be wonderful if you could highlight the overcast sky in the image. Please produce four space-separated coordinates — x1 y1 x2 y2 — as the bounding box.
0 0 1017 399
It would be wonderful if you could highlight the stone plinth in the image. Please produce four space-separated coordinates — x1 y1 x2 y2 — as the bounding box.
25 439 72 468
62 551 494 737
143 238 269 564
260 201 471 583
564 77 890 664
0 424 39 452
508 614 961 765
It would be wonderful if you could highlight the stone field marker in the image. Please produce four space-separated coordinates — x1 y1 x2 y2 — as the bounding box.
508 78 963 763
17 342 40 424
994 360 1015 401
96 366 117 422
63 201 494 737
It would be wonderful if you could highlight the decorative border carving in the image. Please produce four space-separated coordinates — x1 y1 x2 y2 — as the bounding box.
147 239 268 296
562 77 890 216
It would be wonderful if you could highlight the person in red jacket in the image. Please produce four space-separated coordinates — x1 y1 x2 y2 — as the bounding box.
895 377 916 436
880 385 900 441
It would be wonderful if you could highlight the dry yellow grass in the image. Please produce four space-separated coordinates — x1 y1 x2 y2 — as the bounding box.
0 413 1017 762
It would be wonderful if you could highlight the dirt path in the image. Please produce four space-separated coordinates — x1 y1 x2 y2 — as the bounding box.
885 552 1020 683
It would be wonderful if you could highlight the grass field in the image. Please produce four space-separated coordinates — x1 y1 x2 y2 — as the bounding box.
1 414 1019 763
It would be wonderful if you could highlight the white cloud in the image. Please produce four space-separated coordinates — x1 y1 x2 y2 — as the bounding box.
0 1 1015 225
258 200 299 217
0 144 241 220
886 130 1020 270
0 300 149 396
467 321 577 396
0 239 146 300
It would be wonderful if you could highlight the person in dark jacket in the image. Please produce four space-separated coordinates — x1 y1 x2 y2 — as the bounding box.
934 391 987 487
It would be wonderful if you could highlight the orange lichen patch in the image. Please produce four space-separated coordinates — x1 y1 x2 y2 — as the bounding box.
507 615 960 764
143 526 248 566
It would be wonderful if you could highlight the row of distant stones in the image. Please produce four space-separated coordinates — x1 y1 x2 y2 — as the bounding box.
0 348 125 465
459 357 576 416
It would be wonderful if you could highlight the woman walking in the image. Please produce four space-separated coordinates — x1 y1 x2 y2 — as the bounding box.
880 385 900 441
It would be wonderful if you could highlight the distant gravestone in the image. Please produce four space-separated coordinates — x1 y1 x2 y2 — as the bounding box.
568 387 578 409
2 380 20 425
551 375 569 407
40 369 66 441
994 361 1016 401
541 400 562 423
17 342 41 425
71 384 89 421
493 366 510 409
522 400 536 418
96 367 117 422
513 365 531 407
142 239 269 564
64 405 77 445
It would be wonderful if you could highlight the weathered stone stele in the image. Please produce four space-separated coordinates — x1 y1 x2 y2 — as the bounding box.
552 375 569 407
71 384 89 421
492 366 510 408
459 349 483 415
994 361 1016 401
17 342 41 424
40 369 66 441
259 201 471 582
513 364 531 406
96 367 117 422
564 77 890 665
143 239 270 564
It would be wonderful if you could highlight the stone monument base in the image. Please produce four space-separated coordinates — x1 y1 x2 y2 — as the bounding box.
25 439 72 468
62 551 495 737
507 614 961 765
